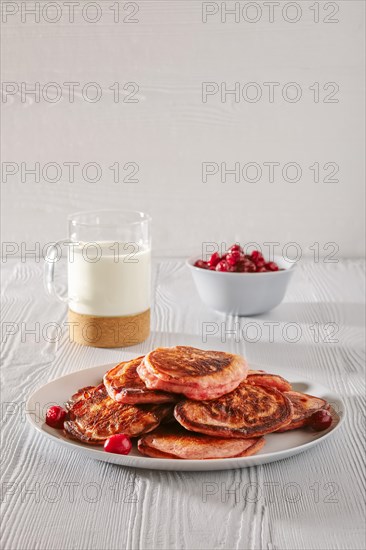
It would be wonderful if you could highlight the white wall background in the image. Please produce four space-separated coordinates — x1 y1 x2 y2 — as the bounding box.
1 0 365 258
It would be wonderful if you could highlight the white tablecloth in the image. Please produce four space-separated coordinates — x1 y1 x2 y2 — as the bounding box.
1 258 365 550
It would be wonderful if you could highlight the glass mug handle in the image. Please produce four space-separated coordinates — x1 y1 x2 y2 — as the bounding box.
44 240 71 303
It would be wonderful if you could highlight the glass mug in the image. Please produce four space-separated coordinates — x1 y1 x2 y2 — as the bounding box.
44 210 151 347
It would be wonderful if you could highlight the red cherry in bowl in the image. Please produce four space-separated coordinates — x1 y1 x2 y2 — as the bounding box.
208 252 221 268
215 260 229 272
265 261 279 271
251 250 263 262
243 260 256 272
104 434 132 455
46 406 67 429
194 260 208 269
226 250 241 266
229 244 243 254
308 410 332 431
255 258 265 269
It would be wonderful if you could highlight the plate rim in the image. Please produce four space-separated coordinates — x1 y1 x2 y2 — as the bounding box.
26 361 346 469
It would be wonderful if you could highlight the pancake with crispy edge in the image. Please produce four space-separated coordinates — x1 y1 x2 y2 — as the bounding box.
137 346 249 400
104 356 177 404
276 391 329 432
246 371 292 392
64 384 172 445
138 426 265 460
174 382 293 438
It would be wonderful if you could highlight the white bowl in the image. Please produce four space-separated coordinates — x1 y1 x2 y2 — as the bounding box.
187 255 296 316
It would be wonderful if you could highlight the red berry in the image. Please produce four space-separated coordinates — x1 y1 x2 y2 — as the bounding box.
229 244 243 254
46 406 67 429
216 260 229 272
251 250 263 262
265 261 279 271
257 267 267 272
244 260 256 272
208 252 221 268
104 434 132 455
226 250 241 266
255 258 265 269
194 260 208 269
226 254 235 266
308 410 332 431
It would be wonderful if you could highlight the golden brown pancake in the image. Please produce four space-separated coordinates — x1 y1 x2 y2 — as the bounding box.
103 356 177 404
276 391 329 432
174 382 293 438
137 346 249 400
64 384 172 445
138 426 265 460
246 371 292 392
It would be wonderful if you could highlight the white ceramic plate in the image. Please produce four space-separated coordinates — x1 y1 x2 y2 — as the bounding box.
26 360 345 471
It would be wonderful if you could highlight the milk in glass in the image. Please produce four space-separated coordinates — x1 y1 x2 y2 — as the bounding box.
68 242 151 317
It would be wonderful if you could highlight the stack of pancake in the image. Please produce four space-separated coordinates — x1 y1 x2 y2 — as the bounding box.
64 346 329 460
